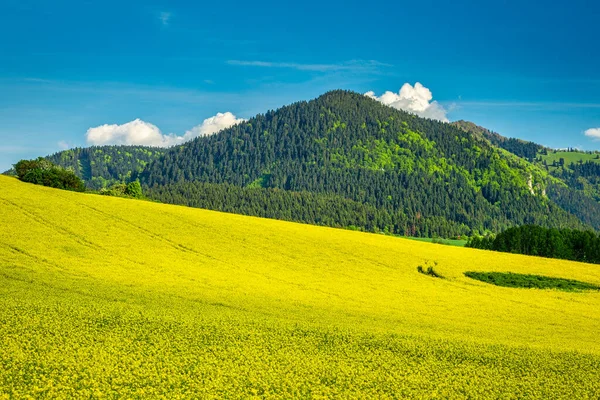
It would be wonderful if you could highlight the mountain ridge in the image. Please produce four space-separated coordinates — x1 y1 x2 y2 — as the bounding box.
134 90 588 235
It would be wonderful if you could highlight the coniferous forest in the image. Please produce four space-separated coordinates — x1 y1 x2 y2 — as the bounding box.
46 146 164 190
136 91 591 236
18 90 600 238
467 225 600 264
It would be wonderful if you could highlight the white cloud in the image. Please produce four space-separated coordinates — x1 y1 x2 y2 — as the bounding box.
365 83 449 122
182 112 246 139
584 128 600 140
86 119 173 147
85 112 246 147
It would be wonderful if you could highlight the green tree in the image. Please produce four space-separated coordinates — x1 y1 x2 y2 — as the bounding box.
14 158 85 192
125 181 143 198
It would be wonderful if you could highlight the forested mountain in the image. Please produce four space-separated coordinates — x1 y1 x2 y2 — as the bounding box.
136 90 593 236
452 120 545 161
44 146 164 189
13 91 600 237
452 121 600 230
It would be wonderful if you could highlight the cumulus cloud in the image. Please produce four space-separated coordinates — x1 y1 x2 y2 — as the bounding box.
86 119 173 146
584 128 600 140
182 112 246 139
365 83 449 122
85 112 246 147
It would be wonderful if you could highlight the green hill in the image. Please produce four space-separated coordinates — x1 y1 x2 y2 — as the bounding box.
18 91 600 235
137 90 589 235
45 145 164 190
453 121 600 228
1 176 600 397
452 120 544 161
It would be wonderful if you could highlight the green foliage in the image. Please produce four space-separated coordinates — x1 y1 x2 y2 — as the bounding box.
546 184 600 230
455 122 600 231
453 120 544 161
543 160 600 228
125 181 143 198
465 271 600 291
100 183 127 197
538 149 600 169
407 237 468 247
45 145 164 189
138 91 589 237
100 181 143 199
246 174 270 189
146 181 473 238
14 158 85 192
467 225 600 264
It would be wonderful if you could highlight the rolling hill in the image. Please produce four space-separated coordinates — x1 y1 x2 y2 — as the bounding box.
1 176 600 397
45 145 164 190
134 91 593 235
12 90 600 235
452 120 544 161
454 121 600 229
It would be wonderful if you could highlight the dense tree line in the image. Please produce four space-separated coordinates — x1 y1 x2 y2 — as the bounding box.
146 181 472 237
145 178 585 237
495 138 542 161
14 158 85 192
466 225 600 264
138 91 588 236
551 161 600 201
46 146 164 189
100 181 144 199
455 121 600 227
568 160 600 178
546 184 600 230
452 120 544 161
20 91 600 237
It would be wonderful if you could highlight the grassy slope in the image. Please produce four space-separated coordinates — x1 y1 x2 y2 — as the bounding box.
1 176 600 398
539 150 600 168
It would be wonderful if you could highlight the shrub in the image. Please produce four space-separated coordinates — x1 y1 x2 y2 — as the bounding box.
100 181 144 199
465 271 600 292
14 158 85 192
125 181 143 198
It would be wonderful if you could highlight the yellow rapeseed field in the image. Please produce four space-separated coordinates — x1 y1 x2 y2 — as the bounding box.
1 175 599 398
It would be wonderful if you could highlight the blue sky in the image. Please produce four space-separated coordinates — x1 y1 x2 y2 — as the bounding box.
1 0 599 170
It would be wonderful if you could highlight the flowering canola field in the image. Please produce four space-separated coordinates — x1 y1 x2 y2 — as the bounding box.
1 175 599 398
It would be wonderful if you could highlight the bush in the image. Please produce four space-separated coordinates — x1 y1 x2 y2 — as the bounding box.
14 158 85 192
465 271 600 292
100 181 144 199
125 181 143 198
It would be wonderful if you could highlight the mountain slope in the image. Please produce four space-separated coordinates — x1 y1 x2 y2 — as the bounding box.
452 120 544 161
138 90 587 236
1 176 600 397
43 145 165 189
453 121 600 229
